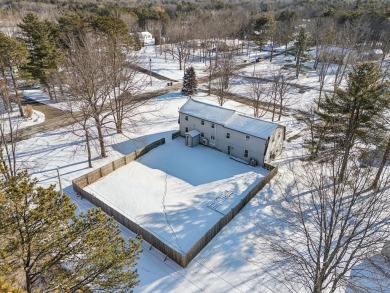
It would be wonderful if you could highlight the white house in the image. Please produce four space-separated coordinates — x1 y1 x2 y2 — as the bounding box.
179 99 285 167
138 31 155 45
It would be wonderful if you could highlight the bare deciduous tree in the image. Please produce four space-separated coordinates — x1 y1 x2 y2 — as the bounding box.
270 70 292 121
212 51 236 106
165 20 191 70
246 74 270 118
61 32 112 163
260 151 390 293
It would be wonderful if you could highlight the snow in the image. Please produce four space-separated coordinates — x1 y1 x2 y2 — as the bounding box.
10 42 390 292
22 73 169 111
186 129 200 137
225 113 278 140
180 99 279 140
0 101 45 133
85 137 268 253
12 88 296 292
180 98 235 125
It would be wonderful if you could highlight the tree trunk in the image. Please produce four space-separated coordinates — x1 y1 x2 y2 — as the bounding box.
372 138 390 189
9 67 24 117
84 124 92 168
278 100 283 121
25 271 32 293
271 92 277 121
295 51 301 79
94 118 106 158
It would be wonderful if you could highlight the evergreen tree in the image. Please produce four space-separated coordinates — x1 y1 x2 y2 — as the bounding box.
18 13 61 100
181 66 197 96
252 13 276 51
0 32 29 116
294 27 309 78
314 62 390 180
0 171 141 293
0 276 24 293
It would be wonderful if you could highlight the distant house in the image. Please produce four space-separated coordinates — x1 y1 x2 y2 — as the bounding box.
179 99 285 167
138 31 155 45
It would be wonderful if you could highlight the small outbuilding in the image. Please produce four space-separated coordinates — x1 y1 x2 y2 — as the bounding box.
185 130 201 147
138 31 155 45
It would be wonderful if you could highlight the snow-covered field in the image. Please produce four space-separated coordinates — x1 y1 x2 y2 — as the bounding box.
85 137 268 253
22 72 169 111
137 43 278 82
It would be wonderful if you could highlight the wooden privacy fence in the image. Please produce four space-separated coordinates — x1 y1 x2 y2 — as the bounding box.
73 138 165 188
73 137 278 267
185 166 278 263
171 131 180 140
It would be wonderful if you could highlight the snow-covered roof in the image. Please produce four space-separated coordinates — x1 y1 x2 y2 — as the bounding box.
180 99 235 125
372 49 383 55
225 113 278 139
140 31 152 37
180 99 280 140
187 130 200 137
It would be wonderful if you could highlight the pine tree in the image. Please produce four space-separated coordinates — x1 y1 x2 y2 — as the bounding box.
313 62 390 180
0 171 141 293
182 66 197 96
18 13 61 100
295 27 309 78
0 32 29 116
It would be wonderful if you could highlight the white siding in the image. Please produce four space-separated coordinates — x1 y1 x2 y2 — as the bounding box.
179 113 270 166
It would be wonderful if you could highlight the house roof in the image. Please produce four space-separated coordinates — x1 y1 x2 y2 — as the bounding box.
225 113 278 139
140 31 152 36
179 99 280 140
179 99 235 125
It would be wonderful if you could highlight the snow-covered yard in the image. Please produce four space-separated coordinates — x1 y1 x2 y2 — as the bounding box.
10 41 389 292
84 137 269 254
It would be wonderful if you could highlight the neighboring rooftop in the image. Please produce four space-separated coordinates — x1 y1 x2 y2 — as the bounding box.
180 99 280 140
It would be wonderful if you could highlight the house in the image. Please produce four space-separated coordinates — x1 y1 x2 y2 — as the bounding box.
138 31 155 45
179 99 285 167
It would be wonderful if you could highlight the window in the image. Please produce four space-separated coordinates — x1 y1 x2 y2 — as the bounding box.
246 135 250 141
185 115 188 121
211 123 215 128
244 150 248 158
226 132 230 139
211 135 215 140
201 132 204 137
201 120 204 125
185 127 188 132
227 146 231 155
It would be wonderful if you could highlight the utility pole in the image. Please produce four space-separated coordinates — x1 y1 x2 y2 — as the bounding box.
149 58 152 86
57 167 63 195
